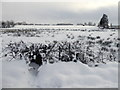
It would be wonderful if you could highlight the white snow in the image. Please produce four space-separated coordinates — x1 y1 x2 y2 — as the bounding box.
36 62 118 88
2 60 30 88
0 26 119 88
2 60 118 88
13 25 98 30
0 37 2 89
1 29 118 45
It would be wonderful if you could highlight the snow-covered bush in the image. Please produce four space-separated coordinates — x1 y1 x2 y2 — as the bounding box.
2 37 119 67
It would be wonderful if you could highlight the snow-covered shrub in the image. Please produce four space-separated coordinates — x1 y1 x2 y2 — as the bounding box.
2 37 119 67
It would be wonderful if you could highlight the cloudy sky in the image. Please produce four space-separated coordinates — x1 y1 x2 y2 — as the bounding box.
2 0 119 24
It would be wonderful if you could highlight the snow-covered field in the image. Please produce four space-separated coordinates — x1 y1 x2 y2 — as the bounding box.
0 25 119 88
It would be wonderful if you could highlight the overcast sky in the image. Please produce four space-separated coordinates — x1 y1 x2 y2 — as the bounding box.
2 0 119 24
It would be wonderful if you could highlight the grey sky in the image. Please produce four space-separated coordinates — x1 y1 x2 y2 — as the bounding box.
2 2 119 24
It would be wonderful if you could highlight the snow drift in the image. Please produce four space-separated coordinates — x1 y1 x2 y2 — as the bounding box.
2 60 118 88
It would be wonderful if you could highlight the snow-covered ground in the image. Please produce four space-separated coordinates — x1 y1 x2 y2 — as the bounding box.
0 25 119 88
1 28 118 44
0 37 2 89
2 60 118 88
14 25 98 30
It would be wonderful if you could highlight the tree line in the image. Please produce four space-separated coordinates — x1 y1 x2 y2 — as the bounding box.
0 14 111 29
1 20 15 28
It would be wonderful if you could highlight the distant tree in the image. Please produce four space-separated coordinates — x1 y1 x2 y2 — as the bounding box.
1 20 15 28
0 22 1 28
2 21 6 28
84 22 87 26
110 23 112 28
98 14 109 28
16 22 22 25
88 22 92 26
77 23 84 26
22 21 27 25
9 20 15 27
93 23 96 26
6 21 11 28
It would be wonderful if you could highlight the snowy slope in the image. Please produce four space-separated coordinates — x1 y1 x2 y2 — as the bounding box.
2 60 118 88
